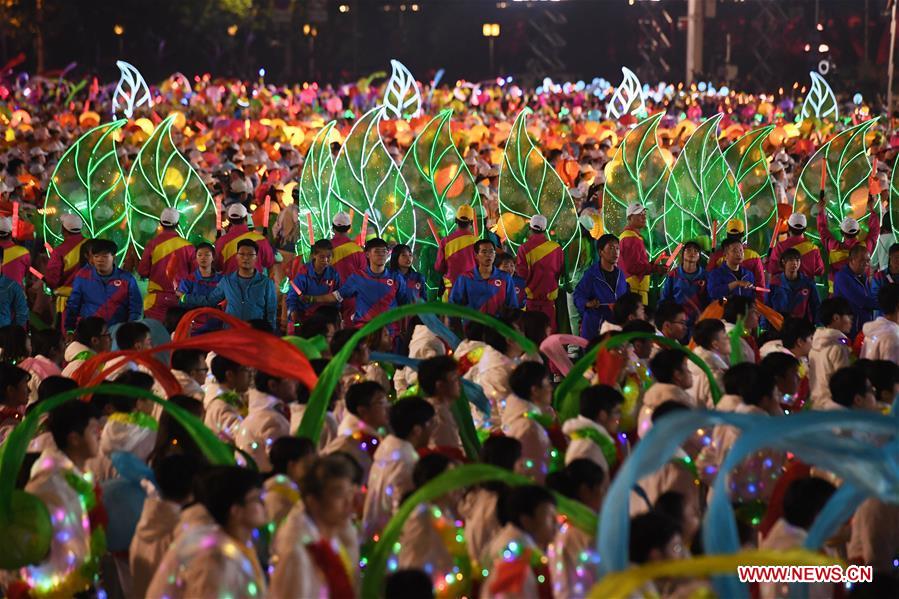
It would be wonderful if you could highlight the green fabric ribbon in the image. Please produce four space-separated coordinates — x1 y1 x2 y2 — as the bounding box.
570 427 618 468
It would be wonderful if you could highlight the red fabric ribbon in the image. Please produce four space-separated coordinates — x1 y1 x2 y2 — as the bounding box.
171 307 251 341
304 539 355 599
594 348 627 387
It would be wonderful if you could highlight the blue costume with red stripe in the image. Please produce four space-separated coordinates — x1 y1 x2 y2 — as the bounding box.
833 267 877 338
177 269 224 332
448 267 520 316
402 270 426 302
870 268 899 310
511 274 527 308
65 266 142 330
286 262 341 320
768 273 820 323
660 266 709 328
337 267 411 328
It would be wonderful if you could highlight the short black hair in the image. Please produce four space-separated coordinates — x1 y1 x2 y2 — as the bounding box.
364 237 388 251
508 361 549 401
858 359 899 399
36 376 79 405
819 296 853 326
649 349 688 384
0 363 29 404
299 316 333 340
194 466 261 528
546 458 605 500
90 238 117 256
115 321 151 350
269 436 315 475
828 366 869 408
878 283 899 315
30 329 61 359
691 319 725 349
154 453 203 503
311 239 333 253
760 352 801 380
300 454 358 499
723 363 774 407
412 453 452 489
48 399 97 450
417 356 458 396
329 328 359 357
236 238 259 253
780 248 801 263
254 370 283 395
721 236 743 251
651 399 691 424
723 296 754 324
780 317 815 349
103 370 155 412
497 484 556 527
473 238 495 254
389 397 435 439
596 233 619 252
385 570 434 599
495 252 515 268
654 301 686 330
479 435 522 471
74 316 107 346
210 355 241 383
171 349 207 373
620 319 656 336
345 381 386 415
782 477 836 529
483 327 509 354
848 244 868 260
629 511 681 564
579 384 624 421
195 241 215 253
613 292 644 325
890 242 899 256
683 240 702 254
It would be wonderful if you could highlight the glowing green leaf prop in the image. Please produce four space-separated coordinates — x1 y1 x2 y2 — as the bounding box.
729 316 746 366
328 107 415 244
382 59 422 120
601 112 670 261
799 72 838 122
0 384 233 569
723 126 777 254
297 303 537 445
793 119 877 244
498 108 585 287
554 333 721 423
125 114 216 256
43 119 129 261
397 110 482 282
663 114 744 252
605 67 646 120
298 121 338 255
361 464 598 598
889 153 899 239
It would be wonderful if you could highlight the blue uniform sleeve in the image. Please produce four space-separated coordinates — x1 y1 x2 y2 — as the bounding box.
768 281 789 315
12 282 27 326
504 274 520 309
741 270 756 298
808 280 822 322
573 268 593 314
266 279 277 331
64 278 84 330
395 273 410 306
337 274 358 300
177 277 193 295
834 272 879 311
707 268 728 300
616 272 630 300
184 283 225 307
128 276 143 321
660 273 676 303
448 277 466 306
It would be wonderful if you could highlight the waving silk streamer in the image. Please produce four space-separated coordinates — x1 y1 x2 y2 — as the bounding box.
418 312 461 348
297 303 536 445
361 464 597 598
0 384 233 569
586 549 838 599
702 411 899 598
540 334 587 376
77 351 182 397
73 325 318 392
554 332 721 423
171 307 250 341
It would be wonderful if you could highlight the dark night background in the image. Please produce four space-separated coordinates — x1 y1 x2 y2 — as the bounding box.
0 0 892 92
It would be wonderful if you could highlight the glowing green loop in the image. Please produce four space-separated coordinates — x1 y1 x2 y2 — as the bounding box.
361 463 598 598
297 302 537 444
553 332 722 423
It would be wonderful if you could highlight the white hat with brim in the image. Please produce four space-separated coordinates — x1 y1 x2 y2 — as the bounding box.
840 217 860 235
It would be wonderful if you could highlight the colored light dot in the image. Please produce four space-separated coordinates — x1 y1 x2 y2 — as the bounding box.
392 542 401 552
537 575 546 583
455 534 464 543
509 541 518 552
482 569 490 577
248 582 258 596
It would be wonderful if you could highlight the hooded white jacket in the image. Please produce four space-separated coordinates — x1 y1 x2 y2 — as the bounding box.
394 324 446 394
129 496 182 598
638 383 696 438
203 382 244 444
688 346 728 409
808 328 850 408
860 316 899 364
60 340 94 377
86 413 157 483
501 394 552 483
561 415 612 476
362 434 418 539
234 389 290 472
480 524 543 599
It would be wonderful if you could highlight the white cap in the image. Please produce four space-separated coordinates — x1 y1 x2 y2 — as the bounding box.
160 207 180 227
332 212 352 227
787 213 807 229
530 215 548 231
626 202 646 217
60 213 82 233
840 217 860 235
0 217 10 234
227 203 248 219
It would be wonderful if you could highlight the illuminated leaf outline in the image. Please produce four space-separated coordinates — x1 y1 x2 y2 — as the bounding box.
723 126 777 254
124 114 216 255
298 121 338 254
498 108 584 287
382 59 422 120
43 119 129 261
663 114 745 252
112 60 153 119
793 119 877 244
889 152 899 239
601 112 671 261
605 67 646 120
328 106 413 243
799 71 838 122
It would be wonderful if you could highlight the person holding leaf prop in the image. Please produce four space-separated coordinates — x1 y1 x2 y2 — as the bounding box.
434 204 478 301
618 203 667 305
817 168 881 294
214 203 275 275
